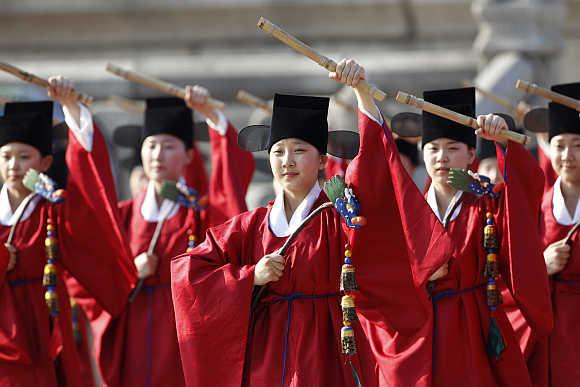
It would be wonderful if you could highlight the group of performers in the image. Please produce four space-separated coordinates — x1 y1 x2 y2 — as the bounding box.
0 52 579 387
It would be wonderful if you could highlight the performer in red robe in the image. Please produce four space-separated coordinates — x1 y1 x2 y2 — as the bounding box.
85 86 255 387
171 59 456 386
0 78 136 386
533 82 580 387
392 87 551 386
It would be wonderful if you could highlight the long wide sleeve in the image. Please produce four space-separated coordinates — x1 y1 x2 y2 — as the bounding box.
204 113 255 227
171 214 257 387
344 111 452 386
496 141 553 337
60 107 136 317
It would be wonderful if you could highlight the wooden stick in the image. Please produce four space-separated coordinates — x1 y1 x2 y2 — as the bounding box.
516 80 580 112
128 202 176 303
250 202 333 310
106 63 226 111
236 90 272 113
257 17 386 102
0 62 93 106
395 91 531 145
564 223 580 245
106 95 145 113
462 80 517 113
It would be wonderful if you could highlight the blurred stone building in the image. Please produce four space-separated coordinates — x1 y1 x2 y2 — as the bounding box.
0 0 578 204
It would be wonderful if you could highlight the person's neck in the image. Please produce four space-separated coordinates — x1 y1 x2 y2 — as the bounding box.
560 178 580 219
433 182 457 219
6 186 31 213
153 180 164 207
283 187 312 223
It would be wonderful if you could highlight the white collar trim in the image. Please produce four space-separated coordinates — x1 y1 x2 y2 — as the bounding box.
0 185 41 226
140 180 179 222
427 184 463 224
269 182 322 237
552 176 580 225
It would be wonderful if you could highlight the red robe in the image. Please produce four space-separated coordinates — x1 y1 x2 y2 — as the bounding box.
373 119 551 385
539 185 580 387
325 155 349 178
171 112 453 386
538 146 557 193
0 124 136 387
96 121 254 387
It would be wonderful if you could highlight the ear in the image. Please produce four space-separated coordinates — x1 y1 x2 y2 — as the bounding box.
319 154 328 170
38 155 53 173
467 147 476 165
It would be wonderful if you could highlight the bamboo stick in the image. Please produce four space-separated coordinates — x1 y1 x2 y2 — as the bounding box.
516 80 580 112
257 17 386 102
0 62 93 106
236 90 272 113
395 91 530 145
106 63 225 110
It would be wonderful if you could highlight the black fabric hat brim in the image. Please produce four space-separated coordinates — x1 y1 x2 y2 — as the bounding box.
523 108 548 133
327 130 359 159
390 112 422 138
237 125 270 152
238 125 359 159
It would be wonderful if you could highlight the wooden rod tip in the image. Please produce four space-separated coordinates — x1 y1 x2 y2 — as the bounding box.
395 91 410 104
257 17 273 32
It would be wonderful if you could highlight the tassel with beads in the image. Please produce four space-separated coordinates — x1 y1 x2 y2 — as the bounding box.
340 244 358 356
341 295 357 323
340 247 358 292
186 229 197 253
43 218 60 317
483 212 504 358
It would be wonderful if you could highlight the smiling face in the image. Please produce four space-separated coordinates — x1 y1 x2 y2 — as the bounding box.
0 142 52 193
550 133 580 185
141 134 192 183
269 138 327 198
423 138 475 186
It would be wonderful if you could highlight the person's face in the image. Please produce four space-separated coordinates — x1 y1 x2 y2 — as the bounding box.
0 142 52 192
129 165 149 196
550 133 580 185
269 138 326 196
141 134 192 183
423 138 475 186
477 157 503 184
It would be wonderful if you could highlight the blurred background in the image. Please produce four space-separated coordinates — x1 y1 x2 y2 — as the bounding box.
0 0 578 206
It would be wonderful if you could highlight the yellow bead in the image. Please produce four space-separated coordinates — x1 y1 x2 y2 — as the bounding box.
487 253 497 262
343 320 352 327
47 225 55 232
344 250 352 258
486 212 493 219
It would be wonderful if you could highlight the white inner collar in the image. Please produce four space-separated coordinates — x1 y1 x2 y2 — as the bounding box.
269 182 322 237
0 184 41 226
141 180 179 222
552 176 580 226
426 184 463 224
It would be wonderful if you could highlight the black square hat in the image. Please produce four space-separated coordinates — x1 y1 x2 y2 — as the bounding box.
548 82 580 140
0 101 54 156
422 87 476 148
143 97 193 148
238 93 359 159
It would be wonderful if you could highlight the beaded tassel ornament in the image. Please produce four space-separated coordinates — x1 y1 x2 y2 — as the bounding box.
186 228 197 253
448 168 505 358
483 212 505 358
324 175 366 385
43 216 59 317
23 169 66 317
